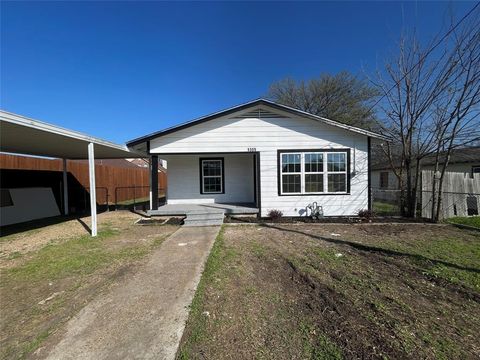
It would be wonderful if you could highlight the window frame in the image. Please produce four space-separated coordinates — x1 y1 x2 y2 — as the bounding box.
277 149 351 196
280 152 302 194
199 158 225 194
304 152 324 194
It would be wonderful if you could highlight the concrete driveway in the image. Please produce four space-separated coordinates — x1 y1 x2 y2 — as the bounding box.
38 226 220 360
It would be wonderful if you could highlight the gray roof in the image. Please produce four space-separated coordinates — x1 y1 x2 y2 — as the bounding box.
372 146 480 170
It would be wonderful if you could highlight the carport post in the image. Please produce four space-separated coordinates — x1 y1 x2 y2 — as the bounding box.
149 157 152 208
88 142 97 236
151 155 159 211
62 158 69 215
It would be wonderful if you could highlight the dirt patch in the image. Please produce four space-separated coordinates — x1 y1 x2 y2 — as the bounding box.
0 212 141 263
0 211 179 360
136 217 185 226
177 224 480 359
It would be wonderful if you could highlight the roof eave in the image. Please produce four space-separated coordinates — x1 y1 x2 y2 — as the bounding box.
126 99 388 146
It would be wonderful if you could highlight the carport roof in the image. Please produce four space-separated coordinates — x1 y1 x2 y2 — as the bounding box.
0 110 144 159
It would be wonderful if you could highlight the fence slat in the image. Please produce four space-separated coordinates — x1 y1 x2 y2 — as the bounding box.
421 170 480 219
0 153 167 205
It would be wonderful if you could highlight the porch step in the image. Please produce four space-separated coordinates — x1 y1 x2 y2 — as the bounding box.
183 219 224 227
183 212 225 227
185 212 225 221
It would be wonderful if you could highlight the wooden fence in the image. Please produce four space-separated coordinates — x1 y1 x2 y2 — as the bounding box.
0 153 167 205
421 170 480 219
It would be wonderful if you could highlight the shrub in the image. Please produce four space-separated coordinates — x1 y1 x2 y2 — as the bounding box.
358 209 375 220
267 209 283 221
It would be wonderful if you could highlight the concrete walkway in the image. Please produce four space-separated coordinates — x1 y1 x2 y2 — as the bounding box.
41 226 220 360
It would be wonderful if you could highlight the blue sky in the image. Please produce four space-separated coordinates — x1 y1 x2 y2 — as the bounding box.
1 1 474 143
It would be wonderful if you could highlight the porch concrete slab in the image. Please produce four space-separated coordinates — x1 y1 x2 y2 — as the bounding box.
41 226 221 360
148 202 258 216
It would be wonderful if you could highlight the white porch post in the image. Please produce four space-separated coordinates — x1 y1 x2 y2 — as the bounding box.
88 142 97 236
62 158 69 215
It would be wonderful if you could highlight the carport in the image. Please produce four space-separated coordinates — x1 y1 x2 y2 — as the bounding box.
0 110 146 236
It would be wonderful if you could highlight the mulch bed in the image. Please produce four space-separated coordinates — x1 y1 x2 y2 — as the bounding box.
224 216 429 224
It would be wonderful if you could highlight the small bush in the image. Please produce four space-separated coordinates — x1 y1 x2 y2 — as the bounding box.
358 209 375 220
268 209 284 221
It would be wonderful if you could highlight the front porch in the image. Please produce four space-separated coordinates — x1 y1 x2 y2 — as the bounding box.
148 153 261 219
148 202 258 226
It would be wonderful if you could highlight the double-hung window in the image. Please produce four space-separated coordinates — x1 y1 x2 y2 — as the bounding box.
327 153 347 192
305 153 324 193
279 150 349 195
281 153 301 193
200 158 224 194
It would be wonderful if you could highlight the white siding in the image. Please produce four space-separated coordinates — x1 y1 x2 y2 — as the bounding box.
162 154 255 204
151 105 369 216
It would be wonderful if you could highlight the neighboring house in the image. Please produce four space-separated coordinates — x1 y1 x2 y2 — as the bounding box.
372 146 480 191
127 158 150 168
127 99 384 217
127 157 168 170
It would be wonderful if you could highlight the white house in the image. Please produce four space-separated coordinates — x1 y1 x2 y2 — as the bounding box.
127 99 385 218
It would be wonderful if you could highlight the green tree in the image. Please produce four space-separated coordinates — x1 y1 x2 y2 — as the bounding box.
266 72 379 129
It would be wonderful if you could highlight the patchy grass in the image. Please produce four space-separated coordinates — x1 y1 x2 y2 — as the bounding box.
373 201 400 215
342 227 480 290
177 227 237 359
6 228 118 283
299 321 343 360
447 216 480 229
0 212 178 360
177 223 480 360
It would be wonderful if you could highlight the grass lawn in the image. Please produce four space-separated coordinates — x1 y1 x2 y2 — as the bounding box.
0 211 179 360
373 201 400 215
447 216 480 229
178 223 480 360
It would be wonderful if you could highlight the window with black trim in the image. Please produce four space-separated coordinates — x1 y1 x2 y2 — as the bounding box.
279 150 349 195
200 158 224 194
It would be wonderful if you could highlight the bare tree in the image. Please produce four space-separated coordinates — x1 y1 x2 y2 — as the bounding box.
267 72 379 129
429 14 480 221
373 7 480 219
